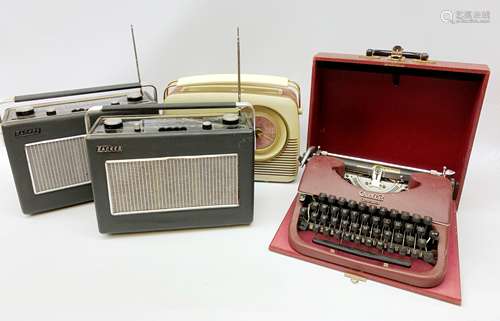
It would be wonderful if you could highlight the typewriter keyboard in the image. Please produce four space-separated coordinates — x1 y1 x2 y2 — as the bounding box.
297 193 440 268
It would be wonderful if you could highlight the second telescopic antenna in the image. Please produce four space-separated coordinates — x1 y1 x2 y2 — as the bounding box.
130 24 143 96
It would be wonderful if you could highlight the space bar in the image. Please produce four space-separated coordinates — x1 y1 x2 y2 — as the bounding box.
312 238 412 268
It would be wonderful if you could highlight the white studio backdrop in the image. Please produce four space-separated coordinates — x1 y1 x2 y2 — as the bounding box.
0 1 499 321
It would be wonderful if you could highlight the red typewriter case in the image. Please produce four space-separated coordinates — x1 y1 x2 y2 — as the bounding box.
269 46 489 304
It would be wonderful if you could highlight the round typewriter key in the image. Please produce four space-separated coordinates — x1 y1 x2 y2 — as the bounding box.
347 200 357 210
365 237 374 247
393 244 401 253
312 224 320 233
393 220 402 231
222 113 240 125
320 214 329 224
412 213 422 225
378 207 388 218
405 235 415 247
387 244 395 253
337 197 347 207
361 225 370 236
373 227 382 239
202 121 213 130
417 238 427 250
104 118 123 130
383 230 392 242
371 216 380 226
46 108 56 116
299 207 308 218
354 235 362 244
404 223 414 234
330 216 339 227
310 202 319 212
351 222 360 233
318 193 327 203
389 209 399 220
416 225 426 237
429 230 440 241
330 206 340 216
350 211 359 222
341 219 350 229
320 203 329 214
368 205 377 215
401 211 410 222
399 246 409 256
341 208 350 219
334 229 342 239
383 218 392 229
411 248 421 259
423 251 436 264
376 240 384 250
394 232 404 244
322 227 330 236
15 106 35 117
327 195 337 205
311 211 319 223
361 213 370 224
423 216 433 227
343 232 352 241
358 202 367 213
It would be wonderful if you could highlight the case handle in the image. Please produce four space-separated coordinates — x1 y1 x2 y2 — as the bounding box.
366 45 429 61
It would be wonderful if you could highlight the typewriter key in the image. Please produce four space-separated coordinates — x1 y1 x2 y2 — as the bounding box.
350 211 359 222
423 215 433 227
393 220 403 231
327 195 337 205
320 203 329 214
371 216 381 226
343 232 353 241
365 237 374 247
310 202 319 212
354 235 362 243
373 227 382 239
383 218 392 229
334 229 342 239
368 205 377 215
313 224 320 233
401 211 410 222
394 232 404 244
299 194 307 203
404 223 414 234
319 193 328 203
330 206 340 216
378 207 388 218
383 230 392 242
412 214 422 225
320 213 329 225
341 208 350 219
423 251 436 265
299 207 308 218
389 209 399 220
337 197 347 207
341 219 350 229
361 225 370 236
351 222 360 234
322 227 330 236
376 240 384 250
348 200 357 210
405 235 415 247
399 246 409 256
393 244 401 253
311 211 320 223
411 248 421 259
358 202 367 213
429 230 440 241
361 213 371 224
417 238 427 250
387 244 395 253
330 216 339 227
416 225 426 237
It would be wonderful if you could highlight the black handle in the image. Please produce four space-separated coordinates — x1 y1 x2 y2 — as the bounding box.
366 45 429 61
14 82 143 103
101 102 241 113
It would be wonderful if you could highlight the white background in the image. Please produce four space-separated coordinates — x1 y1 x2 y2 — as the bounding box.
1 1 500 320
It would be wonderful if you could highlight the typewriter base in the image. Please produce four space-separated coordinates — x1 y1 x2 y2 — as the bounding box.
269 195 461 305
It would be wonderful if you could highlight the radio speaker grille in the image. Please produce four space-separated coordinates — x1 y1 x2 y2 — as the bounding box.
105 154 239 215
25 135 90 194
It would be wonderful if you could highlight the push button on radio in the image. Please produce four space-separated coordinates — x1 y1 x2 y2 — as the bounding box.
222 114 239 125
104 118 123 130
202 121 213 130
15 106 35 117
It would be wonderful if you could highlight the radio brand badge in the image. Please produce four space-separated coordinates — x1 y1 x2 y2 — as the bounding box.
97 145 123 153
15 128 41 137
359 190 384 202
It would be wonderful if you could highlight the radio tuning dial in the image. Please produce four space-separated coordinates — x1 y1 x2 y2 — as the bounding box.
222 114 239 125
104 118 123 130
16 106 35 117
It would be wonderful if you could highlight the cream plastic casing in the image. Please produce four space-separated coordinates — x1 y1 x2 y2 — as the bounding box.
164 74 301 183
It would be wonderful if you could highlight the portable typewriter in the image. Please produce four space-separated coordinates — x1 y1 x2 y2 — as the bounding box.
289 146 455 287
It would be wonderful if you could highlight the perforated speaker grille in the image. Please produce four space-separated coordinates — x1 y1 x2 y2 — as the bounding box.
105 154 239 215
25 135 90 194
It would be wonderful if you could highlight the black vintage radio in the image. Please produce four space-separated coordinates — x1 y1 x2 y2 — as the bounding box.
85 102 255 234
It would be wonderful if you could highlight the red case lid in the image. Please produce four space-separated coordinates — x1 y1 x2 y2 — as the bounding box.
307 52 489 204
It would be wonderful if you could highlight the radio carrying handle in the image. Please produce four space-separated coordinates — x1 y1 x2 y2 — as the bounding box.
366 45 429 61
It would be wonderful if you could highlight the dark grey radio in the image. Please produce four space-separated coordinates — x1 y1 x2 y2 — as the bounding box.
85 102 255 234
1 83 157 214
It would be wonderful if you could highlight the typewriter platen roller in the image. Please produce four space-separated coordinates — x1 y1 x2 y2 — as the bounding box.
289 147 454 287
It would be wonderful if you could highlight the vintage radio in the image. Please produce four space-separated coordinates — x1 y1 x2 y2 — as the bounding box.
85 102 255 234
270 47 489 304
1 83 157 214
164 75 301 183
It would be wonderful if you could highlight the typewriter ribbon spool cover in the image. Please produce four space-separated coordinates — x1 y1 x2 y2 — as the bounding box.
269 51 489 304
163 74 301 183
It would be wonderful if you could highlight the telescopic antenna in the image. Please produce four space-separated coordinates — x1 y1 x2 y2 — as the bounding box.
237 27 241 103
130 24 143 96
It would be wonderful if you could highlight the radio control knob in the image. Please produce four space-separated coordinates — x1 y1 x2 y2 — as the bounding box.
104 118 123 130
46 108 57 116
16 106 35 117
127 93 143 102
222 114 239 125
202 121 213 130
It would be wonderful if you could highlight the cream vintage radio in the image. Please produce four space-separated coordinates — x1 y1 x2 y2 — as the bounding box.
163 74 301 183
